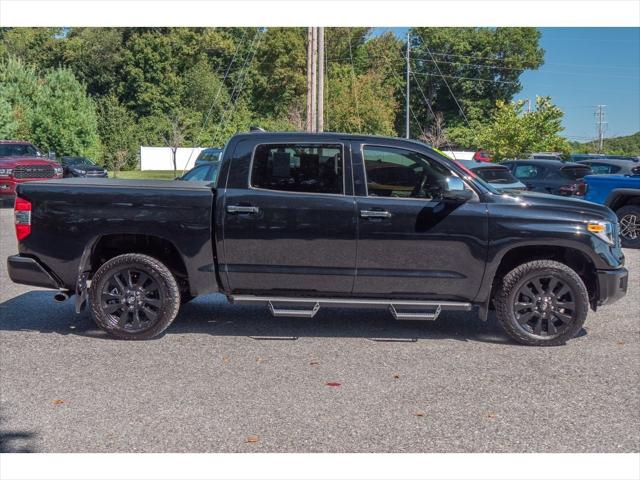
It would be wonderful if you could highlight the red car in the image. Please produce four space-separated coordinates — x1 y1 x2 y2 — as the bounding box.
473 150 493 163
0 140 63 196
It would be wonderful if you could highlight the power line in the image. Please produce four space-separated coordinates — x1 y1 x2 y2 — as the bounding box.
411 71 520 85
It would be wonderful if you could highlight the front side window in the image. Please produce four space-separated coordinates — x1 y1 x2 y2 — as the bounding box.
251 144 343 194
588 163 612 175
363 146 454 200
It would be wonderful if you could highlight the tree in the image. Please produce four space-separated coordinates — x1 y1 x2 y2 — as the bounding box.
476 96 570 161
29 67 101 158
0 96 18 138
418 111 447 148
327 65 398 135
163 111 192 177
96 95 138 175
409 27 544 142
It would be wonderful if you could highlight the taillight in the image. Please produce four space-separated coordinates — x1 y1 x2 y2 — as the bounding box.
577 182 587 196
14 196 32 241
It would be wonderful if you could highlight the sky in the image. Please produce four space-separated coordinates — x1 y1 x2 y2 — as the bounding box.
374 27 640 142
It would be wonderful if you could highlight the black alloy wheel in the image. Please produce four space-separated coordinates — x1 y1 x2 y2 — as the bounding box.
89 254 181 340
513 275 576 338
494 260 589 346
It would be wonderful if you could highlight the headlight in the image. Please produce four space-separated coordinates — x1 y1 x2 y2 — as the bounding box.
587 221 615 245
74 169 86 175
0 168 13 177
54 167 63 175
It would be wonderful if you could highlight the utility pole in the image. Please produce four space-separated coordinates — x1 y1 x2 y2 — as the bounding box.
595 105 607 153
405 32 410 139
311 27 318 133
317 27 324 132
306 27 313 132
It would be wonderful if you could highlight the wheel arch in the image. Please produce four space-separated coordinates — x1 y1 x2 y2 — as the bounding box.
477 242 599 319
605 189 640 211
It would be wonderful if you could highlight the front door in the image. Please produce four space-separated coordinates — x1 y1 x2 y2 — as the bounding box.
221 141 357 296
353 144 488 301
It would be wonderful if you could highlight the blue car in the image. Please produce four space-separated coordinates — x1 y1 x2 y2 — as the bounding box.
584 174 640 248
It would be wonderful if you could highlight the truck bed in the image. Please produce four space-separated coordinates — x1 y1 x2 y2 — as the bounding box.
14 178 218 296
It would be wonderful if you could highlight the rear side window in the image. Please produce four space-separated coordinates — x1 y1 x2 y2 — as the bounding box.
560 166 591 180
587 163 620 174
251 144 343 194
475 167 518 184
513 164 541 179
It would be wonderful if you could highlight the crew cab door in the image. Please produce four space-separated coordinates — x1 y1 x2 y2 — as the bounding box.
220 139 357 295
352 143 488 301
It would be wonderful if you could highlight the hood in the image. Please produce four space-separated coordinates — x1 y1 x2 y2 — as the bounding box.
0 156 60 167
491 181 526 191
492 190 617 223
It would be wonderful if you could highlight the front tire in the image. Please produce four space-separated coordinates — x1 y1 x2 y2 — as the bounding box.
494 260 589 346
616 205 640 249
89 253 180 340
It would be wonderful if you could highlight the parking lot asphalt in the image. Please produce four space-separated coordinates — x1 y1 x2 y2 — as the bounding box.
0 205 638 453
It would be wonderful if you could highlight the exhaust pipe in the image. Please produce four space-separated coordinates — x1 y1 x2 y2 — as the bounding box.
54 290 71 302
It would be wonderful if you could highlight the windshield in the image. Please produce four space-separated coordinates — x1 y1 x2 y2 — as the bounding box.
196 149 221 162
63 157 95 166
474 167 519 184
0 143 41 157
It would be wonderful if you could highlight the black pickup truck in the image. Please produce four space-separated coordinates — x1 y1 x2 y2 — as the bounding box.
7 132 629 346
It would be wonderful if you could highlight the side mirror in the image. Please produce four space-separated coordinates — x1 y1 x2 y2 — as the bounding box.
48 151 56 160
442 176 473 202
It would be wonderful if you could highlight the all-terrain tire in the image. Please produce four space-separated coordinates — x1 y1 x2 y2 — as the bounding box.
494 260 589 346
616 204 640 249
89 253 180 340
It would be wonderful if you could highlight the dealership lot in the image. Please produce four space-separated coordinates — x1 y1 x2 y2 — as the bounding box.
0 205 638 453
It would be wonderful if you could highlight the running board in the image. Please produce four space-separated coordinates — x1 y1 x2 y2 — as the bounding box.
231 295 471 321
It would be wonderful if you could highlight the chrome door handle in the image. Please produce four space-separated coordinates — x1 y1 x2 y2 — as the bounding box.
360 210 392 219
226 205 259 214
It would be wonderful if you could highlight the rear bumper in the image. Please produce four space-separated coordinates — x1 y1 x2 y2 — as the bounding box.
7 254 61 289
597 268 628 306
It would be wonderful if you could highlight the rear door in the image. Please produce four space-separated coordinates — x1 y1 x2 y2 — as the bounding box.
220 139 357 295
352 142 488 301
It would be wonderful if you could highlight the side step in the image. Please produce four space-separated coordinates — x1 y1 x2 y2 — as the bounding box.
231 295 471 321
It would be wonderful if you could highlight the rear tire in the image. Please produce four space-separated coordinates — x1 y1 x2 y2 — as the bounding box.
494 260 589 346
89 253 180 340
616 205 640 249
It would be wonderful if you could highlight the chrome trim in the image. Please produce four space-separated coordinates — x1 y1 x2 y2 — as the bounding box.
226 205 259 214
360 209 392 219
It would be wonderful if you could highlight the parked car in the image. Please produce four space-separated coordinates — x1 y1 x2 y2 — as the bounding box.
501 159 592 196
60 156 108 178
472 150 492 163
7 132 628 346
456 160 526 192
583 174 640 248
0 140 63 197
568 153 605 163
194 147 223 167
577 157 640 176
177 161 220 183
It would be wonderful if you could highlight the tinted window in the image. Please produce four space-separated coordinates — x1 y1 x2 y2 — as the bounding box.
513 164 541 179
560 166 591 180
62 157 94 166
363 146 454 199
251 144 343 194
182 165 212 181
474 167 518 184
588 163 613 174
197 149 221 162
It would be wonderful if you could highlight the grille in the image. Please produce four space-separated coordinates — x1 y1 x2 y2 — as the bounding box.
12 165 55 179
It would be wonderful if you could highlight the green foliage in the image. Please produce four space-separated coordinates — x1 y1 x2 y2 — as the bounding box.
1 27 553 168
96 95 138 170
476 96 570 161
569 132 640 156
30 68 101 159
0 96 18 138
327 65 398 135
0 57 100 158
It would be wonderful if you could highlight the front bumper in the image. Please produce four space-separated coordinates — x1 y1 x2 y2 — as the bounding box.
597 268 629 306
7 255 61 289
